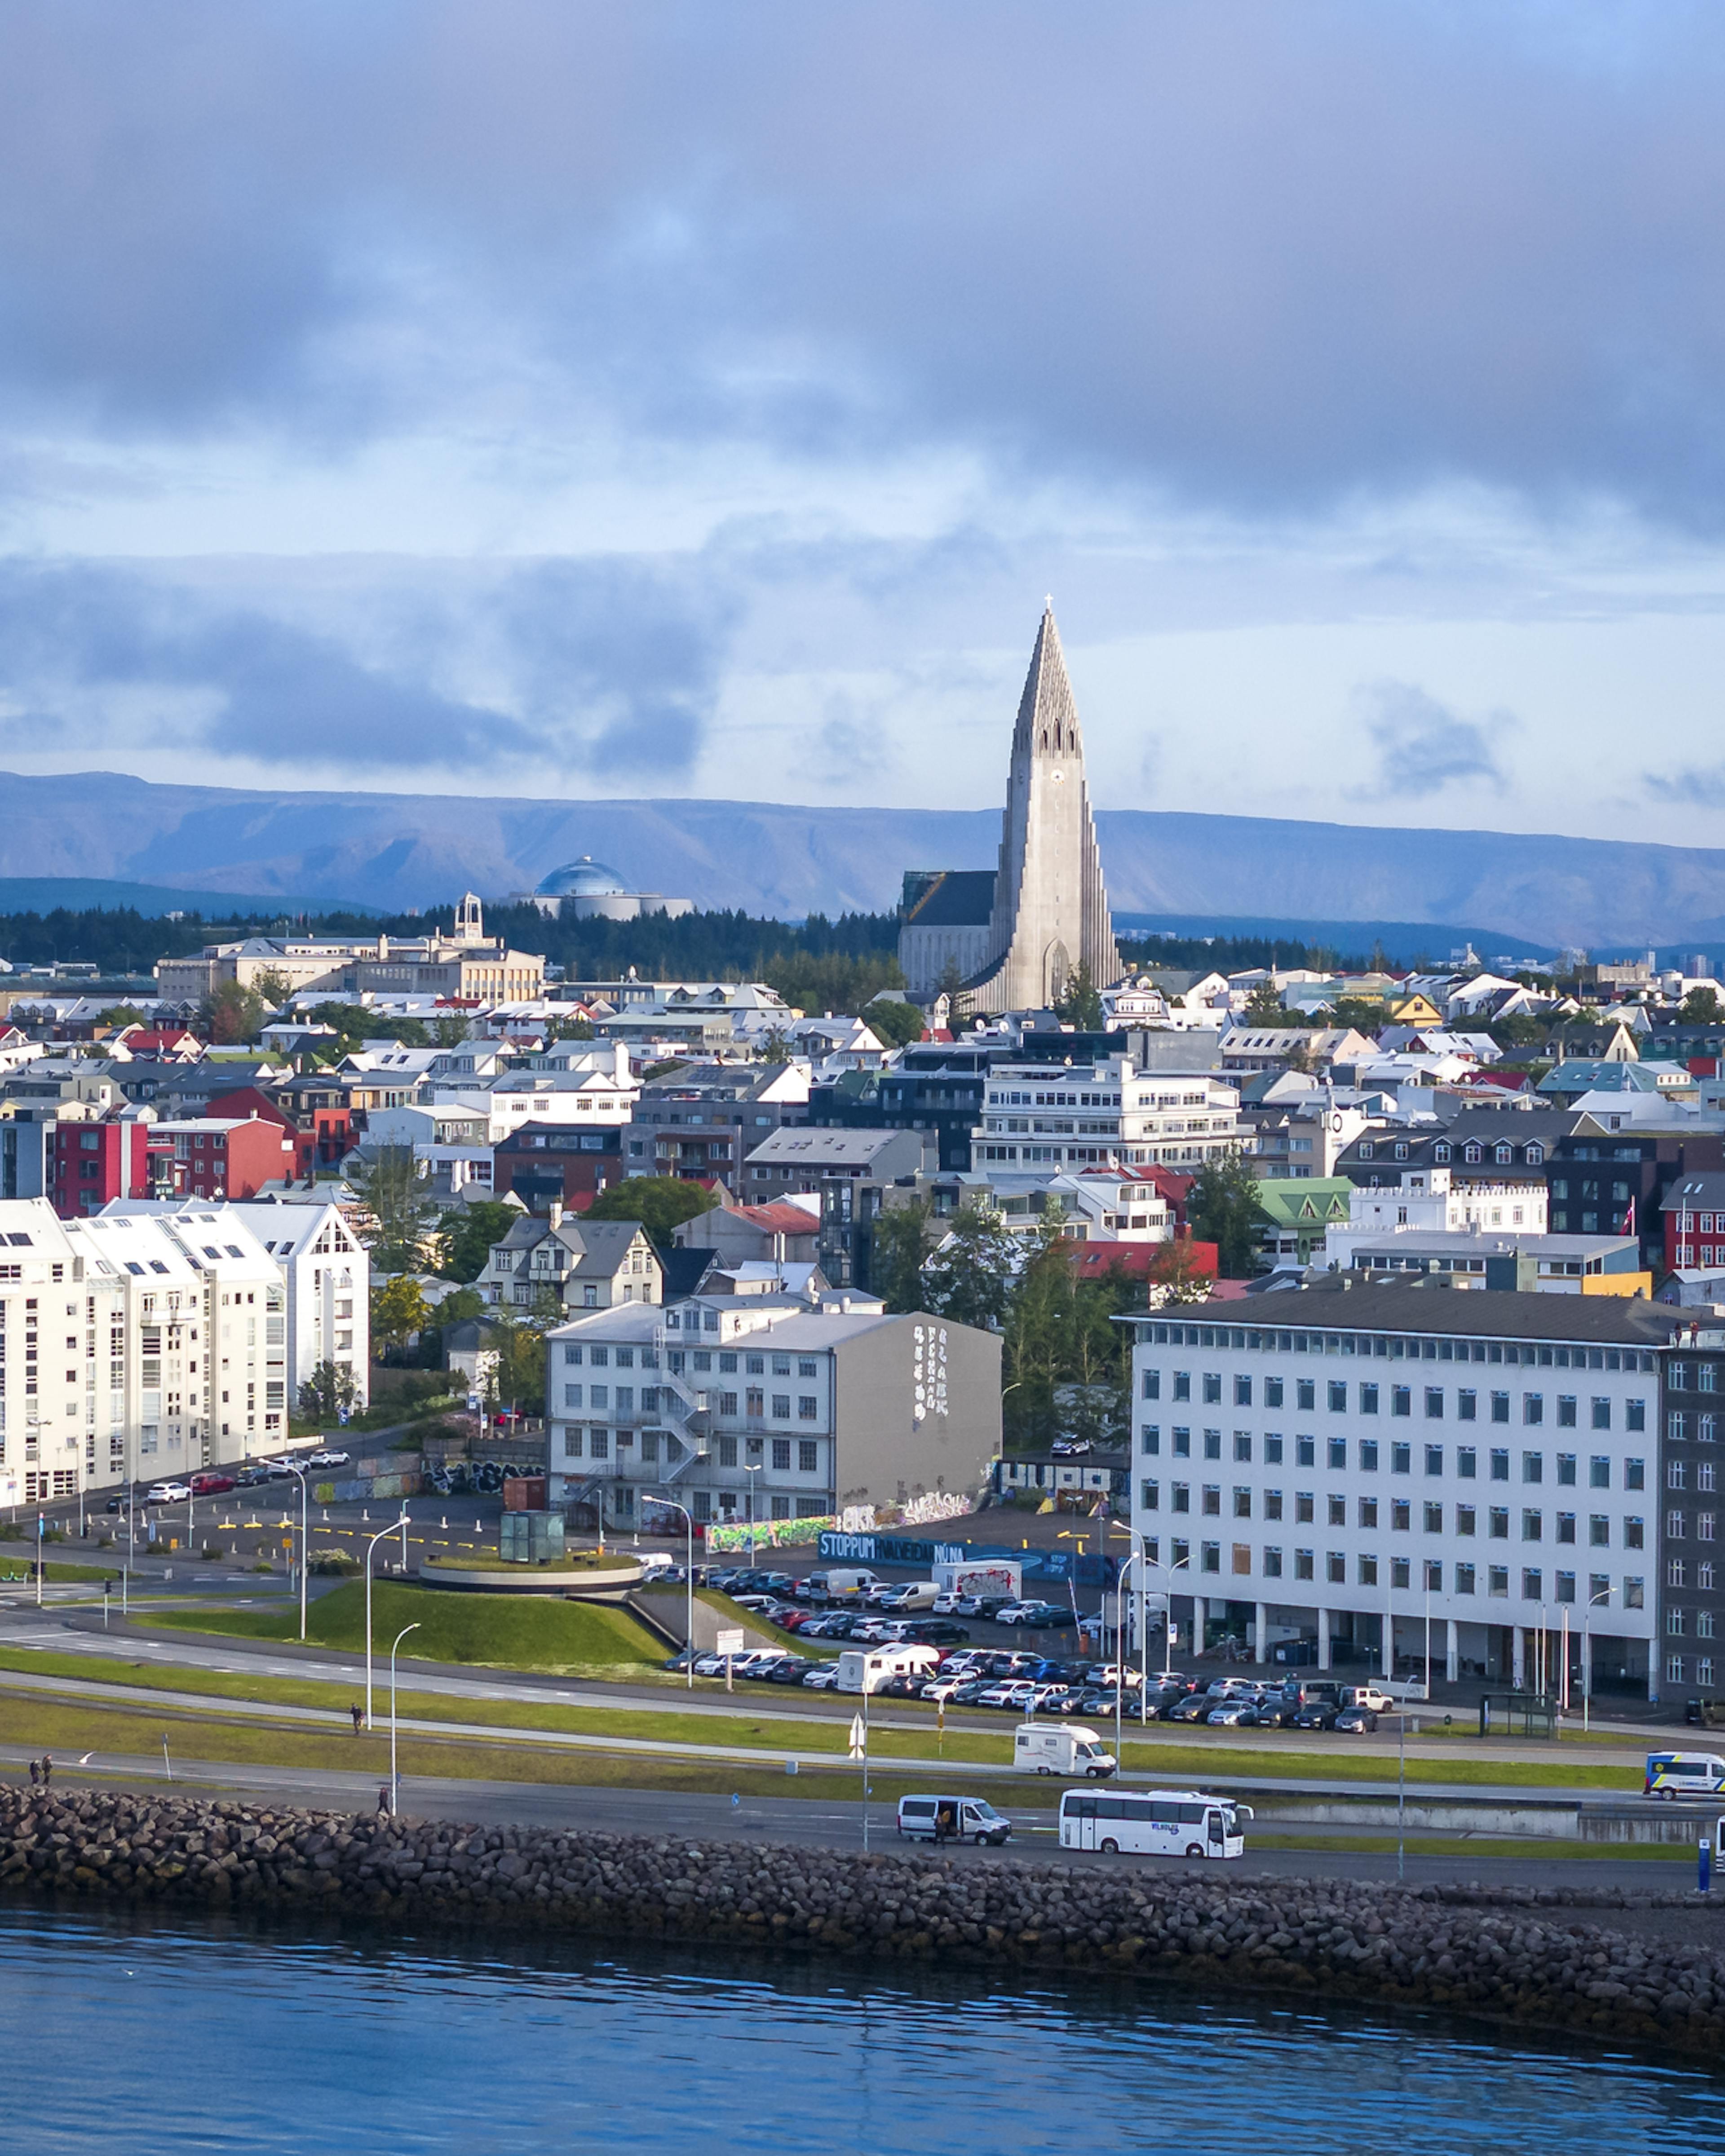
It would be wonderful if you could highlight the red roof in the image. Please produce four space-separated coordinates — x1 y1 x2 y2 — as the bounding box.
1066 1238 1219 1281
731 1202 822 1235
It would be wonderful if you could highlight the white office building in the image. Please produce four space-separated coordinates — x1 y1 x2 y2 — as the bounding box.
972 1056 1246 1173
0 1199 129 1507
1126 1287 1676 1701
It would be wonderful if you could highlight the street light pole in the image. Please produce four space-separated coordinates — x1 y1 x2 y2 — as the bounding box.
284 1462 309 1642
644 1494 695 1689
1583 1586 1611 1736
390 1621 421 1816
1149 1552 1193 1677
364 1510 411 1728
743 1462 762 1567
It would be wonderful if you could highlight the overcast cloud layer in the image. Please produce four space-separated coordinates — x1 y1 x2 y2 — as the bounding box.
3 2 1725 846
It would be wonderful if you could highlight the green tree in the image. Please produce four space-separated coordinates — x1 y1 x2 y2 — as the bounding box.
371 1275 430 1356
921 1205 1020 1330
436 1198 522 1284
1147 1236 1214 1306
548 1013 595 1042
434 1284 486 1329
583 1175 720 1251
298 1359 360 1422
1190 1146 1272 1278
1054 961 1104 1031
1682 986 1725 1025
868 1197 931 1312
486 1312 546 1418
433 1012 473 1047
348 1145 439 1272
199 979 266 1045
1489 1011 1550 1052
1243 980 1288 1024
934 956 972 1032
97 1003 147 1029
252 966 292 1011
865 997 926 1050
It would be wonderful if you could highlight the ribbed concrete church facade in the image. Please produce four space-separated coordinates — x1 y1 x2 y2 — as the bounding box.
898 606 1122 1013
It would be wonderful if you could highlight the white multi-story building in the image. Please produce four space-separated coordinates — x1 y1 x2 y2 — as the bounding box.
1323 1167 1548 1267
544 1291 1001 1533
972 1056 1246 1173
1126 1287 1678 1701
105 1198 366 1422
0 1199 129 1507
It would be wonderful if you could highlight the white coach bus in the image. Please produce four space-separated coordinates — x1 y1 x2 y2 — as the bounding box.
1059 1787 1250 1860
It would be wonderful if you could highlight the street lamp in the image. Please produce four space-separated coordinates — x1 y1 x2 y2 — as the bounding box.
1583 1585 1611 1735
282 1461 310 1642
643 1493 696 1689
1143 1551 1193 1678
363 1510 411 1728
389 1621 421 1816
743 1462 763 1566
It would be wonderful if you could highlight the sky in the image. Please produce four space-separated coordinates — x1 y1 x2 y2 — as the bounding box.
4 2 1725 847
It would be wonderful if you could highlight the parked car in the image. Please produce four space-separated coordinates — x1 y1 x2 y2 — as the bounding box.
1293 1704 1340 1731
189 1471 237 1497
998 1601 1069 1628
305 1448 350 1470
767 1658 814 1684
1166 1694 1214 1723
1049 1438 1091 1458
801 1666 841 1691
146 1482 192 1505
978 1681 1038 1710
1344 1685 1397 1715
931 1592 969 1617
1336 1706 1380 1735
1204 1700 1259 1727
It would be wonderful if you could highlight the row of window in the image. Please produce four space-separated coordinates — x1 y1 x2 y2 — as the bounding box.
1143 1369 1641 1428
562 1383 820 1420
1138 1427 1644 1486
559 1427 822 1473
1139 1324 1657 1373
1138 1480 1647 1544
1133 1533 1644 1604
1667 1655 1717 1686
562 1342 820 1378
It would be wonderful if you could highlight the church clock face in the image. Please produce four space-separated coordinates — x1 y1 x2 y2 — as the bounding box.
1050 768 1066 784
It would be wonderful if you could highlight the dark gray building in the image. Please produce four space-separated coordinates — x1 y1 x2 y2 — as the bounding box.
1659 1330 1725 1706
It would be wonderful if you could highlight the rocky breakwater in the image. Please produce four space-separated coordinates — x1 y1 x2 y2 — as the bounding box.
5 1785 1725 2054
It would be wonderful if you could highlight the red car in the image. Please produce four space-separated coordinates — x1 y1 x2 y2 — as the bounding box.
190 1471 237 1497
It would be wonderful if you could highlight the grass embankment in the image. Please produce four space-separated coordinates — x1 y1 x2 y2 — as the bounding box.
144 1581 663 1679
0 1558 123 1583
689 1586 840 1659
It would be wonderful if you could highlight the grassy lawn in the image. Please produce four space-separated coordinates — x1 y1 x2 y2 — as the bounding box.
0 1558 123 1583
143 1580 663 1678
1248 1833 1690 1862
1115 1739 1640 1791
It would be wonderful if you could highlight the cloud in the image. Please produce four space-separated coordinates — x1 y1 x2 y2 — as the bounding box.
0 556 730 778
1354 679 1509 798
1644 764 1725 809
2 6 1725 527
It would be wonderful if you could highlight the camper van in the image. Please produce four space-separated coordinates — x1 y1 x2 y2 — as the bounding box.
1060 1787 1249 1860
1013 1722 1117 1778
837 1644 942 1693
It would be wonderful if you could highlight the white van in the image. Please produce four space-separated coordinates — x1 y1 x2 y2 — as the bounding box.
1645 1751 1725 1798
879 1581 940 1612
837 1644 942 1693
1013 1722 1117 1778
806 1568 880 1604
897 1794 1013 1846
1060 1786 1249 1860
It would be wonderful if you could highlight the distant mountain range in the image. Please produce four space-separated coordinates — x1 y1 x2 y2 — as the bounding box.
3 769 1724 953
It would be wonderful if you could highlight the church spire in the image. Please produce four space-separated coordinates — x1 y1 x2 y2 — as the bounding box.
1013 601 1083 761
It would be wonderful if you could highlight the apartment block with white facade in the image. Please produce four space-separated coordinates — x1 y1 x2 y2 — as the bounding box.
0 1199 129 1507
1126 1286 1680 1701
545 1292 1000 1534
971 1056 1245 1173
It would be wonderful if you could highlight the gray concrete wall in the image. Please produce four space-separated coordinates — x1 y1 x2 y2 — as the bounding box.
832 1312 1001 1511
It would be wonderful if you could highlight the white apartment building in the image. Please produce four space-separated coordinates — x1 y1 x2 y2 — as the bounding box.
972 1056 1246 1173
429 1064 638 1142
545 1292 1001 1533
105 1198 366 1419
1127 1287 1675 1700
0 1199 129 1507
1324 1167 1548 1269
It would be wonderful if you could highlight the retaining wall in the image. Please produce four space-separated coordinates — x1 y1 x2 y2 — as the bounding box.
4 1788 1725 2055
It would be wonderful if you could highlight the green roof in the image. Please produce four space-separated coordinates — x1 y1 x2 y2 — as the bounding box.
1253 1177 1353 1228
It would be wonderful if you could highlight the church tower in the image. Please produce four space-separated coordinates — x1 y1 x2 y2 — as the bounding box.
968 604 1121 1012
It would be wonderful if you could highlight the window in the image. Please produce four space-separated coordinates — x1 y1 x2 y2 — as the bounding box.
798 1396 818 1420
589 1384 609 1409
1455 1563 1476 1595
718 1435 738 1467
1141 1425 1161 1457
1557 1453 1577 1486
1360 1383 1379 1415
1489 1566 1510 1596
1557 1396 1577 1428
1555 1570 1575 1604
1235 1374 1252 1406
1668 1509 1686 1541
1360 1439 1380 1472
1357 1496 1378 1529
1233 1487 1252 1519
562 1428 582 1459
1172 1484 1191 1514
1523 1451 1544 1484
1392 1442 1411 1475
1142 1369 1161 1401
1141 1480 1160 1511
1392 1556 1411 1589
1590 1456 1610 1489
1490 1449 1509 1482
1458 1446 1477 1479
1458 1389 1477 1422
1295 1549 1315 1581
1392 1386 1411 1418
590 1431 609 1460
1172 1371 1191 1401
1358 1554 1379 1586
1626 1577 1645 1609
1263 1547 1283 1578
1203 1373 1222 1404
1327 1551 1346 1584
1266 1376 1284 1408
799 1440 818 1473
1203 1430 1222 1460
1670 1459 1688 1492
1589 1515 1610 1547
1491 1392 1510 1424
562 1344 583 1367
1522 1568 1543 1601
1424 1501 1443 1533
563 1383 583 1409
1234 1431 1252 1463
1489 1507 1509 1538
1523 1395 1544 1427
1328 1436 1347 1470
770 1394 791 1419
1522 1508 1543 1542
745 1354 765 1376
1265 1490 1284 1520
1328 1380 1347 1412
720 1392 739 1416
1425 1388 1443 1420
1201 1485 1221 1517
1174 1427 1191 1457
1392 1499 1411 1532
1297 1435 1315 1467
1265 1435 1284 1465
1201 1542 1221 1574
1425 1444 1443 1476
1557 1512 1576 1544
1296 1492 1314 1523
771 1439 791 1471
1296 1378 1316 1412
1592 1398 1612 1431
1627 1399 1646 1434
589 1348 609 1368
797 1359 818 1379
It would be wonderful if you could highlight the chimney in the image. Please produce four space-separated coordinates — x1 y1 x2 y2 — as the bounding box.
548 1198 563 1229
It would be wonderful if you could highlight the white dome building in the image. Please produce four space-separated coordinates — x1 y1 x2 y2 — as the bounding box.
516 856 694 922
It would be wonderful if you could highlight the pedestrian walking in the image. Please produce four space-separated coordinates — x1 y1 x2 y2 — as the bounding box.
378 1785 390 1816
27 1758 38 1788
350 1703 363 1735
40 1752 52 1788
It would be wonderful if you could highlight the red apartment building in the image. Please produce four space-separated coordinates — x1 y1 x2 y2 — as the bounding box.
1662 1172 1725 1274
147 1116 296 1201
44 1118 151 1217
